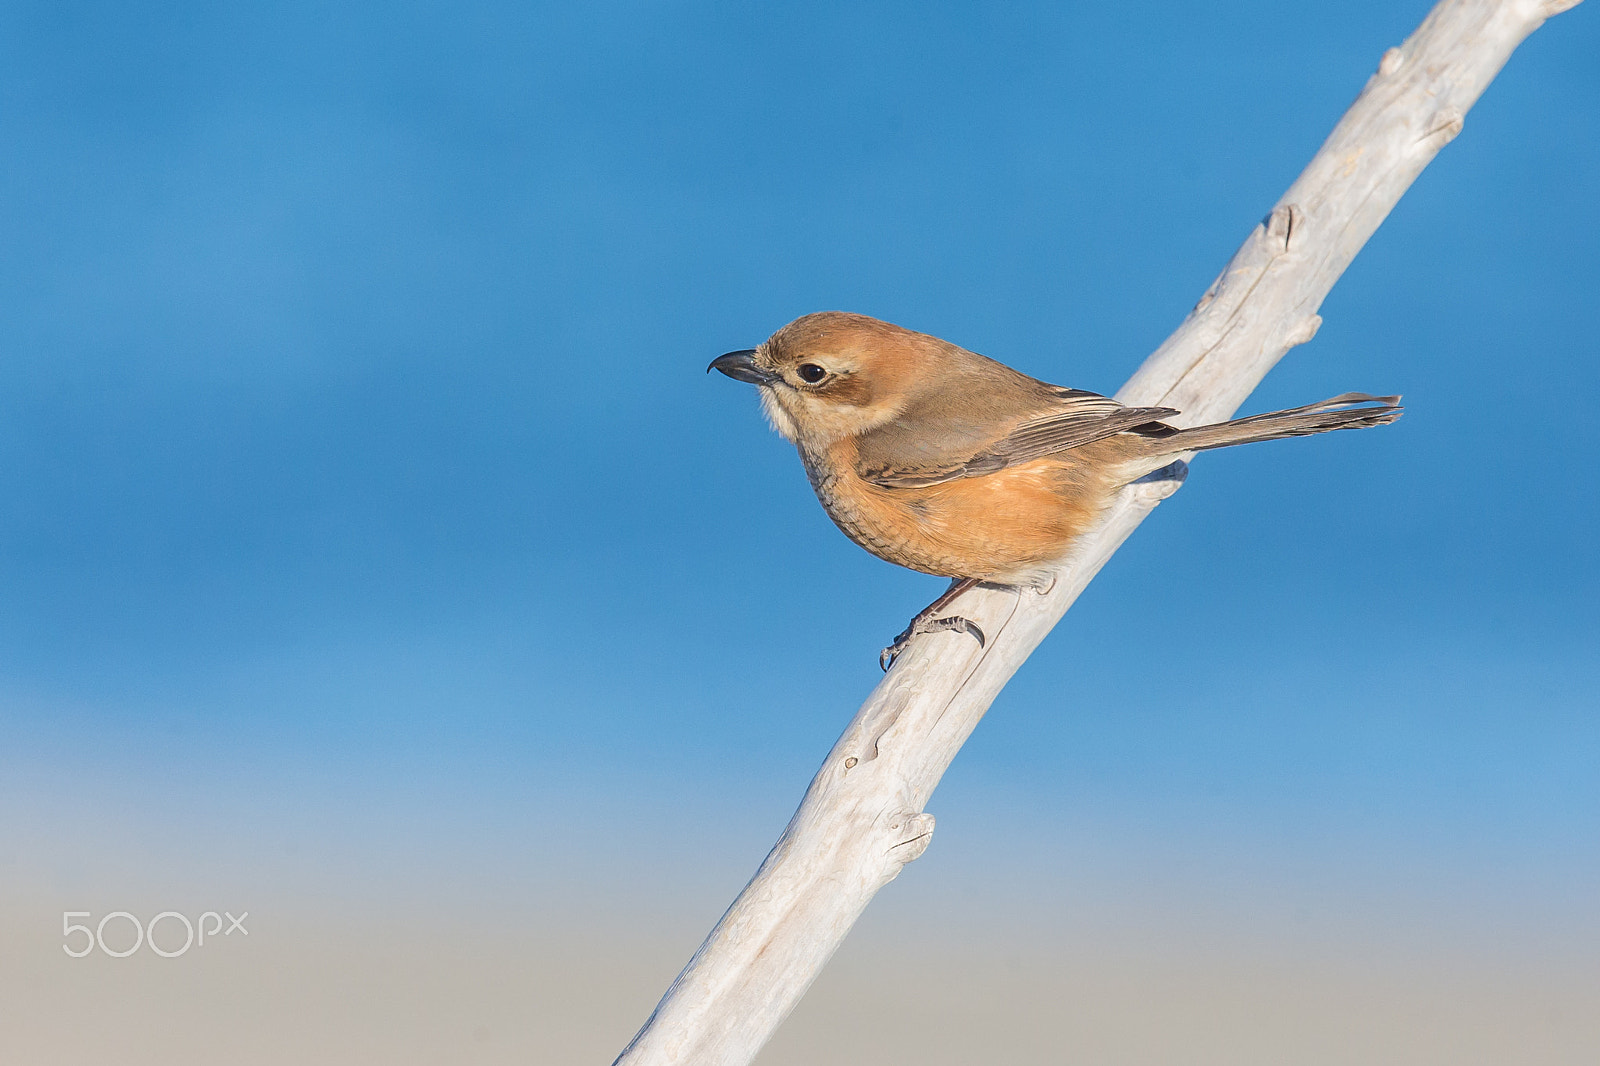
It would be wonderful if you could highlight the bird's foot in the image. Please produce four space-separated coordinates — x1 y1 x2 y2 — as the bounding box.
879 615 986 672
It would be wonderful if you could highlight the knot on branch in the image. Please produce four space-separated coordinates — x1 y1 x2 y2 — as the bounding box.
1264 202 1307 252
1188 202 1306 320
882 811 935 873
1418 107 1465 149
1284 314 1323 349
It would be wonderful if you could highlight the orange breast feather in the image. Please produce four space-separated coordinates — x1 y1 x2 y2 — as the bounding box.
809 441 1115 581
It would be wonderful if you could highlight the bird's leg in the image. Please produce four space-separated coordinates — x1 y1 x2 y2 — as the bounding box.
880 577 986 671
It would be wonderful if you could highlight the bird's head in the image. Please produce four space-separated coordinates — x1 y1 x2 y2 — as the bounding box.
708 311 931 447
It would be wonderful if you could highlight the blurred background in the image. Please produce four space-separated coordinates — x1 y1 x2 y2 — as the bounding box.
1 1 1597 1063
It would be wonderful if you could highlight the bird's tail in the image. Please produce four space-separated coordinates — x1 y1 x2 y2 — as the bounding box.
1148 392 1402 455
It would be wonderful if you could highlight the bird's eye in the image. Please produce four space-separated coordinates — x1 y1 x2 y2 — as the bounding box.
796 363 827 384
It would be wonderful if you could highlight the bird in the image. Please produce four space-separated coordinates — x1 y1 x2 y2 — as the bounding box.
709 311 1401 669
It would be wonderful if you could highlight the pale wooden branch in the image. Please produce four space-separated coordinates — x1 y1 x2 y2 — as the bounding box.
613 2 1583 1063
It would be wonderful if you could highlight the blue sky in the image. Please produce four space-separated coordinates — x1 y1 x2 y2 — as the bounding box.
1 0 1597 1049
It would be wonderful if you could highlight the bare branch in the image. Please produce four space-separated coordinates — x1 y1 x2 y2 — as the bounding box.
614 2 1583 1063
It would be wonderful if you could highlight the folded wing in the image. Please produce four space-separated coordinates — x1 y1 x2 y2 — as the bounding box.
856 386 1178 489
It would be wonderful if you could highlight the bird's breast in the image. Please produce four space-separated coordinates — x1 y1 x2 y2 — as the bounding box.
799 439 1120 581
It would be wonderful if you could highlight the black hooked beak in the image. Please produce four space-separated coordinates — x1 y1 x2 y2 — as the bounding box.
708 349 778 386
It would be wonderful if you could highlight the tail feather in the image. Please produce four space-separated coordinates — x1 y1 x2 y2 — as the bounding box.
1158 393 1402 454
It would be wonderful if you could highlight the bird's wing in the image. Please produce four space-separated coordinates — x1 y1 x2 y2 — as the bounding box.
857 387 1179 489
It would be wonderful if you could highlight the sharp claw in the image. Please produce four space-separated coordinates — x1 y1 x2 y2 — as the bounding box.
879 626 913 672
879 615 986 670
922 615 985 646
